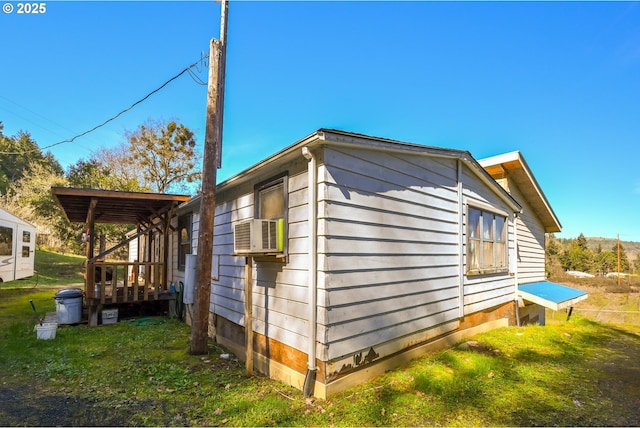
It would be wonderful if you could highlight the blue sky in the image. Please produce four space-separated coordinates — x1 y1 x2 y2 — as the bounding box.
1 1 639 242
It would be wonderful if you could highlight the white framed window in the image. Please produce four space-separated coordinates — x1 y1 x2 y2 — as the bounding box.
467 206 507 275
256 176 286 220
252 175 288 255
177 214 192 271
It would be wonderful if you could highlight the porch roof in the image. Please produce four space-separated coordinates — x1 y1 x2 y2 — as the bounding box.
51 187 190 225
518 281 588 311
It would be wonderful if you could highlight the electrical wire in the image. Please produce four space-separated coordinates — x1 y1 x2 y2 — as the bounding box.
187 68 208 86
0 55 209 156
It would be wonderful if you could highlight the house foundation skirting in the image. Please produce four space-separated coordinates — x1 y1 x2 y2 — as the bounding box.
211 301 515 399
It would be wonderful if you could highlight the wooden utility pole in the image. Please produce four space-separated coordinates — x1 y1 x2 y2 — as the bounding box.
617 234 621 287
190 0 229 355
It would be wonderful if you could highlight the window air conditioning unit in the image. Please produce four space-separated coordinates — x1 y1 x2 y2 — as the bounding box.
234 219 284 254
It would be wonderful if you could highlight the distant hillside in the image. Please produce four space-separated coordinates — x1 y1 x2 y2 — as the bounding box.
558 236 640 260
586 237 640 259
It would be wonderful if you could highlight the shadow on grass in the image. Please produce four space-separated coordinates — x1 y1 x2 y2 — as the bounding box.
356 320 640 427
0 384 167 427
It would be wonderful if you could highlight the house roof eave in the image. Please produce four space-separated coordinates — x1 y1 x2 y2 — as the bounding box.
204 129 523 215
479 151 562 233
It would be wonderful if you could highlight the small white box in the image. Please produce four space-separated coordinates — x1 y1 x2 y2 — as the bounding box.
102 308 118 325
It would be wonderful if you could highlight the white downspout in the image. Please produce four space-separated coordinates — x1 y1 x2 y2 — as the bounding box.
301 146 318 397
513 214 521 326
457 159 465 319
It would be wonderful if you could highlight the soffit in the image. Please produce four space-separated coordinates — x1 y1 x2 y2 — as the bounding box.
479 152 561 233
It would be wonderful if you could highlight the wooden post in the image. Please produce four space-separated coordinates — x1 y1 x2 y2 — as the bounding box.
190 0 228 353
85 198 97 308
85 198 97 261
245 257 253 375
133 259 139 302
617 234 621 287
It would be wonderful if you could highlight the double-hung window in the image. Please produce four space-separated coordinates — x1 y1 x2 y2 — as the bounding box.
467 206 507 275
257 178 285 220
177 214 192 271
254 175 287 254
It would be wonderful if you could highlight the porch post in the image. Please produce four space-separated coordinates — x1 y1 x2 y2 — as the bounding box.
86 198 97 326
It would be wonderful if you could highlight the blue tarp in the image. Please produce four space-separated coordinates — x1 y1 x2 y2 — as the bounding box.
518 281 588 311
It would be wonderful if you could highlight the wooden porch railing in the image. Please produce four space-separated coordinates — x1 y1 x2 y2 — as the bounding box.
85 260 165 305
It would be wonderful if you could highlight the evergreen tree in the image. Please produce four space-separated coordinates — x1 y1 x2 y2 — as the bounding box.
612 242 631 273
560 233 595 273
0 123 63 194
576 233 589 251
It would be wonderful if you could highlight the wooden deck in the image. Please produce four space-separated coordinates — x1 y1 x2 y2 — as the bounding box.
85 260 175 326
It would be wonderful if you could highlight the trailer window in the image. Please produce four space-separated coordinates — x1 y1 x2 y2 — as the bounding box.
23 231 31 243
22 246 30 257
0 226 12 256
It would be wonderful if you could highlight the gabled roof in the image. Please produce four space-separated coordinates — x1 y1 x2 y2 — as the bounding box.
478 151 561 233
216 129 522 213
0 206 35 228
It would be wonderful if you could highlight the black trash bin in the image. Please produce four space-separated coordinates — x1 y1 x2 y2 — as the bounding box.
54 288 83 324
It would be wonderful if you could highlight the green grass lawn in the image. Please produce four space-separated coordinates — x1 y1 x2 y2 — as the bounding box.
1 251 639 426
6 249 85 289
1 286 639 426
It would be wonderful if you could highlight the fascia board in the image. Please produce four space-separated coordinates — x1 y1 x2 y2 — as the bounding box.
479 151 562 232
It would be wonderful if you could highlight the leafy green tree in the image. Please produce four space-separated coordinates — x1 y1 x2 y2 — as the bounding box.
545 233 564 277
560 233 595 273
67 159 106 189
67 151 149 192
595 251 617 276
66 151 151 256
546 233 561 256
126 120 201 193
0 124 62 194
1 161 78 252
91 143 151 192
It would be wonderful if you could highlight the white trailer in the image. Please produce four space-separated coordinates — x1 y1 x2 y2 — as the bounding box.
0 207 36 283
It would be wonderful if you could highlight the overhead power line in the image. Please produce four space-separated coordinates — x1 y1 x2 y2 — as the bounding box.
1 56 209 156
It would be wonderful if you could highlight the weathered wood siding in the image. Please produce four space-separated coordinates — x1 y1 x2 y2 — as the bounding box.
507 179 547 283
318 147 463 361
460 164 517 316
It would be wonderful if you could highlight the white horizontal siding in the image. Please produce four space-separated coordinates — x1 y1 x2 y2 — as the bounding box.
509 180 547 283
319 147 463 361
204 170 313 354
192 143 529 365
461 162 517 314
